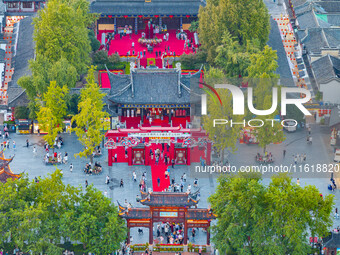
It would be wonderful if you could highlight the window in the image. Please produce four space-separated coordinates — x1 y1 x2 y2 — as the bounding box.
22 2 32 8
7 2 18 8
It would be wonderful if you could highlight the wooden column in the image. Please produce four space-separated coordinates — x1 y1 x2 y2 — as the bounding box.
127 221 131 244
186 147 191 165
207 222 211 245
108 148 113 166
184 220 188 244
149 219 153 244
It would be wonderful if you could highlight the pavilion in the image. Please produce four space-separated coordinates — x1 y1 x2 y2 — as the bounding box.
118 191 216 245
104 63 211 168
0 150 20 183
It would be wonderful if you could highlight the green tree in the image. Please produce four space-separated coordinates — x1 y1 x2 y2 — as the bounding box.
255 96 286 154
202 68 243 163
61 185 127 253
14 106 29 119
48 58 78 89
198 0 270 62
37 81 69 150
189 20 199 32
72 66 108 163
210 173 334 254
33 0 95 75
286 104 305 124
215 31 260 78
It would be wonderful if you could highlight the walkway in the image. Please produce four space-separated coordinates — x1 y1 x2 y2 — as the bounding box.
150 143 170 192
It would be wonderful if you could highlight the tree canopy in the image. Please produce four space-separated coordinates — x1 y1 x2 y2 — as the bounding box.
198 0 270 63
0 170 126 254
209 173 334 254
72 66 109 163
37 81 69 148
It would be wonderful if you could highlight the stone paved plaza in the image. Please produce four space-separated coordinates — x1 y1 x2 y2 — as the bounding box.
4 123 340 244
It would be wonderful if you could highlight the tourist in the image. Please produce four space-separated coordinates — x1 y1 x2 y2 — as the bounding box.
171 158 175 168
70 163 73 173
63 152 68 164
133 171 137 182
12 141 15 150
157 177 160 187
85 180 88 188
132 42 135 48
115 153 117 162
166 32 169 41
106 175 110 184
183 173 186 182
120 179 124 187
26 139 29 147
33 146 36 154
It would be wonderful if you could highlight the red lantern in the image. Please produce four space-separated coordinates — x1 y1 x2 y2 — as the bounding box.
155 15 159 18
169 15 174 18
108 15 112 18
124 15 128 19
138 15 143 18
186 15 190 18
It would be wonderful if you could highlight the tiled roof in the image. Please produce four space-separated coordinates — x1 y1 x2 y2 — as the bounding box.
267 18 295 87
90 0 204 16
108 68 202 105
315 1 340 13
327 14 340 26
140 192 199 207
311 54 340 84
301 28 329 54
8 16 35 107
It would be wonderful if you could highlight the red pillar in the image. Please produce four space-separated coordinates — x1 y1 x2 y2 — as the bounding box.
145 146 150 165
186 147 191 165
206 142 212 165
108 148 113 166
128 147 133 165
170 143 175 162
184 220 188 244
149 220 153 244
127 220 131 244
207 222 211 245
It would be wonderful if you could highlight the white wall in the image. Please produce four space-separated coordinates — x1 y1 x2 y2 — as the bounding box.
320 80 340 104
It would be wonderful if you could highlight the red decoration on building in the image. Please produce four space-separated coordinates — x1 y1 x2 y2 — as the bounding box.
124 15 128 19
186 15 190 18
169 15 174 18
138 15 143 18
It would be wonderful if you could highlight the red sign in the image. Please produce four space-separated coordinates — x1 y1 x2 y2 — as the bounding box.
309 237 318 243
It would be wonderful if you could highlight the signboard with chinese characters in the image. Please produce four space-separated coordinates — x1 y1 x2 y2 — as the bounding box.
160 211 178 217
129 133 190 138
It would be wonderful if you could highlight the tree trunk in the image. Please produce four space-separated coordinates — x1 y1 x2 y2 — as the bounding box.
90 154 94 164
263 145 266 155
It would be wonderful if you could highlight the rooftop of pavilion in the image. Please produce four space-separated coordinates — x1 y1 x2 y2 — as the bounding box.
90 0 205 16
107 65 203 105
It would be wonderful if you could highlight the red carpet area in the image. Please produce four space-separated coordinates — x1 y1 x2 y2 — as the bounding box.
149 143 171 192
97 30 196 60
99 70 124 89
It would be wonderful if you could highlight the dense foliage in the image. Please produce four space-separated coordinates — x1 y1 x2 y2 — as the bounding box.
0 170 126 254
210 173 334 254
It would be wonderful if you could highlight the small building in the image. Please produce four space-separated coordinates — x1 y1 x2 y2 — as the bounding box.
323 232 340 255
118 191 215 245
90 0 203 33
3 0 44 16
311 54 340 104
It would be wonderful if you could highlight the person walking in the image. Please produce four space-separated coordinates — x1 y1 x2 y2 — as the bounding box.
85 180 88 188
26 139 29 147
283 149 286 158
120 179 124 187
106 175 110 184
12 140 16 151
157 177 160 187
33 146 37 154
133 171 137 182
294 155 297 164
171 158 175 168
70 163 73 173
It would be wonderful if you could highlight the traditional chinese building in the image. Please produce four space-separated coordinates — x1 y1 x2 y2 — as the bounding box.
91 0 203 33
104 63 211 166
0 150 20 183
4 0 44 16
118 191 215 245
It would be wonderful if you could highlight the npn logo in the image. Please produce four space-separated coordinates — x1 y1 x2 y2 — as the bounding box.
199 84 312 128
